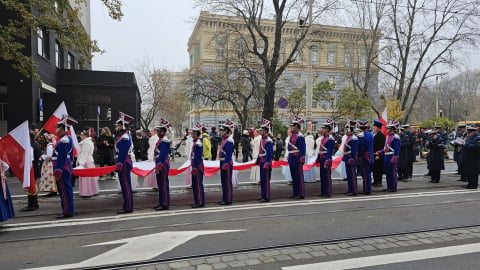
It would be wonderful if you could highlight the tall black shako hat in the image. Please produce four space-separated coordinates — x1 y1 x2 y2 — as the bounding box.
154 118 171 132
257 118 273 132
115 112 134 130
290 116 305 129
56 115 78 130
219 119 235 133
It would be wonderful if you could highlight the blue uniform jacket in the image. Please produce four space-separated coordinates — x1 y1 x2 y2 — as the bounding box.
257 136 273 165
191 138 204 172
318 135 334 160
342 135 359 162
53 135 73 177
155 136 171 170
219 136 234 168
379 133 401 160
288 133 306 163
115 131 132 168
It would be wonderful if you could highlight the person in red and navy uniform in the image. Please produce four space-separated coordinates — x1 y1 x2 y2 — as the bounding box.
218 119 235 205
316 119 335 197
357 120 374 195
154 118 172 211
343 120 359 196
114 112 134 214
256 119 274 202
375 120 401 192
52 117 76 219
190 123 205 208
288 117 306 199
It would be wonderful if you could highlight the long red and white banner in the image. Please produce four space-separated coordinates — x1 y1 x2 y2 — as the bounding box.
73 156 343 178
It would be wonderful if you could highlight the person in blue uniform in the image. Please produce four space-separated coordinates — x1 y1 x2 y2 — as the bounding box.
288 117 306 199
256 119 274 202
397 126 410 182
343 120 359 196
460 127 480 189
190 123 205 208
426 128 445 183
375 120 401 192
0 158 14 222
218 119 235 205
316 119 335 197
154 118 172 211
357 120 374 194
52 117 76 219
114 112 134 214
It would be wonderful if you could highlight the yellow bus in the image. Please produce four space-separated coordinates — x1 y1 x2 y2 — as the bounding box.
458 121 480 128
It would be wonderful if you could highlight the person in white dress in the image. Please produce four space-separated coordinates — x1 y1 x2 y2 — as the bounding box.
184 129 193 187
38 133 57 196
77 131 99 197
144 130 159 190
282 129 293 184
250 130 261 184
303 131 317 182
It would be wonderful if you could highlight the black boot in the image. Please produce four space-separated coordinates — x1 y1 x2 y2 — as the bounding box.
20 195 39 212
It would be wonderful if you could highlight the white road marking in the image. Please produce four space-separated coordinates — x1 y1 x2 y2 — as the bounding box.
283 242 480 270
3 189 479 232
23 230 242 270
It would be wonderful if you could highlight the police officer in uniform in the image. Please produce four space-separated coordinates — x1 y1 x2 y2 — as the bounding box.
316 119 335 197
460 127 479 189
154 118 172 211
372 120 386 187
288 116 306 199
357 120 374 194
114 112 134 214
453 124 467 182
375 120 401 192
343 120 359 196
218 119 235 205
426 127 445 183
256 119 274 202
53 117 76 219
402 125 416 179
191 122 205 208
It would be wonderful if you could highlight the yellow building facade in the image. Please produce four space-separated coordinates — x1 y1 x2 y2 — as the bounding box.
187 11 379 130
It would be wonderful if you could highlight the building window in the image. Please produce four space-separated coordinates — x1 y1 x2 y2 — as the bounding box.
329 76 336 85
312 100 317 109
293 50 301 63
344 51 352 67
360 53 366 67
256 39 265 54
236 39 246 59
328 51 335 65
37 28 49 59
311 50 318 65
67 52 74 69
216 36 226 59
55 41 63 68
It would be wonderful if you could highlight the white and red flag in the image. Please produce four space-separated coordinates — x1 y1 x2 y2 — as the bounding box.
43 102 80 156
42 101 68 134
379 107 388 136
0 121 35 193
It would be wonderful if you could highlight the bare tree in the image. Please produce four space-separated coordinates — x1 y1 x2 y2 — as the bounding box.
194 0 338 120
378 0 480 122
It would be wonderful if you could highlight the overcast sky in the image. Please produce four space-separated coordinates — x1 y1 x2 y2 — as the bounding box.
90 0 199 71
90 1 479 74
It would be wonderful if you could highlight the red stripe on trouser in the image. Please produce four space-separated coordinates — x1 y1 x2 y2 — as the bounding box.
327 169 332 195
197 173 203 204
226 168 232 202
362 164 367 191
392 163 397 190
298 164 304 195
351 165 357 191
121 168 132 210
163 169 168 205
57 177 69 215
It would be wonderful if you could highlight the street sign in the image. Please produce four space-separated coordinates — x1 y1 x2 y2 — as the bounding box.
278 97 288 109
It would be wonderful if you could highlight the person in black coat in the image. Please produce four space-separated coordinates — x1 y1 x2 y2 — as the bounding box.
21 131 42 211
402 125 416 178
96 127 115 179
241 130 252 162
133 131 149 161
426 130 445 183
460 127 480 189
398 127 409 181
372 120 386 187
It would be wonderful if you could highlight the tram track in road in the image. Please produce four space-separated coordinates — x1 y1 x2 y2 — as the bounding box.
73 223 480 270
2 189 480 243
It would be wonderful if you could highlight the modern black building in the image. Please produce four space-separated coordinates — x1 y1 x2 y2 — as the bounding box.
0 2 141 135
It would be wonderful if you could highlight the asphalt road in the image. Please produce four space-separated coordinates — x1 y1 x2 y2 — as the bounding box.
2 154 479 270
